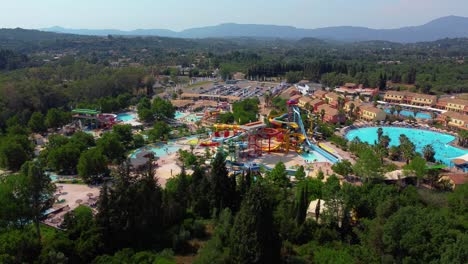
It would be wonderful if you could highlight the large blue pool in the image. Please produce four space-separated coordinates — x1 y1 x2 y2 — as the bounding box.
117 113 136 122
345 127 468 165
385 109 431 119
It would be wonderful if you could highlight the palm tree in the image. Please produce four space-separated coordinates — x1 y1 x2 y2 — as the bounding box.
412 108 420 118
348 102 355 116
430 111 437 124
263 91 272 107
354 106 361 119
444 115 451 127
379 135 391 148
337 97 345 110
395 105 402 116
422 144 436 162
458 130 468 148
377 127 383 141
389 106 396 115
320 109 326 122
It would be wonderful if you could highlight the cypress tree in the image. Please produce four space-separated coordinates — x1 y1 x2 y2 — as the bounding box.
295 185 309 226
229 184 281 264
210 152 234 213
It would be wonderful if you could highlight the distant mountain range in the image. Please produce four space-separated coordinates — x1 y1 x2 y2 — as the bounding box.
41 16 468 43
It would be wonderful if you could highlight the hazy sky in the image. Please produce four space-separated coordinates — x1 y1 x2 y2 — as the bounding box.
1 0 467 30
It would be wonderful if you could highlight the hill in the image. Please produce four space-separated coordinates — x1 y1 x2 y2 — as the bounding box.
40 16 468 43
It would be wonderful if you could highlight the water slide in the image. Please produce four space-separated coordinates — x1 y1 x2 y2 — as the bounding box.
269 114 299 129
292 106 340 163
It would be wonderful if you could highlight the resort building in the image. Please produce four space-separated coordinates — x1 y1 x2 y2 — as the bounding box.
439 111 468 130
312 90 328 99
383 90 407 103
436 98 468 114
298 96 313 108
343 100 363 114
335 83 379 100
308 99 326 111
410 93 437 107
383 91 437 107
359 105 386 122
316 104 345 124
324 92 342 108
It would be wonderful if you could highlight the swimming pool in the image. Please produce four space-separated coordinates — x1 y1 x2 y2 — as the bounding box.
175 111 186 119
345 127 468 165
301 151 328 163
130 144 181 159
117 113 136 122
185 113 203 122
384 109 432 119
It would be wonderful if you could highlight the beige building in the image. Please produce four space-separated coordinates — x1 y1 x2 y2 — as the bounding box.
439 111 468 130
383 91 407 103
437 98 468 114
298 96 313 108
360 105 386 122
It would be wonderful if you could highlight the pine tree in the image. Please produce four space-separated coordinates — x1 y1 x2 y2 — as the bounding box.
229 184 281 264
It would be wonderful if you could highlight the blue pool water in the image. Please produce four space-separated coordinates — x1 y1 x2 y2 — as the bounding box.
385 109 431 119
117 113 136 122
130 144 181 159
346 127 468 165
301 151 328 163
175 111 185 119
185 114 203 122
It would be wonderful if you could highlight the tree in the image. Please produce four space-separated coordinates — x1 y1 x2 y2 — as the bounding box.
379 135 391 148
399 134 415 164
331 159 353 177
457 130 468 148
45 108 70 129
295 184 309 225
152 97 175 120
28 112 46 133
78 148 108 183
96 133 125 163
294 165 306 181
389 106 396 115
404 156 427 186
395 105 402 116
377 127 383 141
285 71 303 83
0 137 32 171
229 184 281 264
267 162 290 188
21 161 56 240
148 121 171 142
422 144 436 162
47 143 81 174
353 147 383 182
210 152 236 213
112 124 133 148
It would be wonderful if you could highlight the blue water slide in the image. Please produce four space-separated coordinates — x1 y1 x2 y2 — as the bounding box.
292 106 340 163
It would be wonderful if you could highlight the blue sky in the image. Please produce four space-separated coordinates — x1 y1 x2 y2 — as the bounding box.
1 0 467 30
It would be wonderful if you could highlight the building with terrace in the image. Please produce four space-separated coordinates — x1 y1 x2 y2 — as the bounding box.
359 105 386 122
436 98 468 114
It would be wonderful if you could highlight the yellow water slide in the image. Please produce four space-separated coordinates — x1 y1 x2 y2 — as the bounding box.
213 124 242 131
